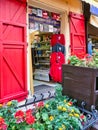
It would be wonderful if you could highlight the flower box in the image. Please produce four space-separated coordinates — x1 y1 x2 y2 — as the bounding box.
0 85 86 130
62 64 98 110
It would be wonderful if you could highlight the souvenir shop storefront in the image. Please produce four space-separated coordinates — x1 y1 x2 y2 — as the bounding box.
0 0 84 102
28 0 84 93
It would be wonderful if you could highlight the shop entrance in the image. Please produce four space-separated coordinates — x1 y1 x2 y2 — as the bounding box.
28 4 66 92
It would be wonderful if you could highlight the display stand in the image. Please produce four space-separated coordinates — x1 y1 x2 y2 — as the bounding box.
32 32 52 81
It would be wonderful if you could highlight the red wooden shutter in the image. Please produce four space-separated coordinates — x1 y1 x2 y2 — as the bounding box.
0 0 27 102
69 12 86 56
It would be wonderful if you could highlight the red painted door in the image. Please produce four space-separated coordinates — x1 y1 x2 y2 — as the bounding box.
0 0 27 102
69 12 86 56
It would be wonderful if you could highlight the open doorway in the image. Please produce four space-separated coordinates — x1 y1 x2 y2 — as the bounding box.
27 3 66 95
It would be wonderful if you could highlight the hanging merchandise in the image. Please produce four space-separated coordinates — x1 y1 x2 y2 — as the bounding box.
29 22 35 30
49 62 62 83
42 10 49 19
34 22 39 30
32 8 37 16
49 34 66 83
52 43 65 54
52 13 60 21
56 52 65 64
50 52 65 65
49 25 53 32
43 24 49 32
51 34 65 46
39 24 44 32
29 6 61 33
37 9 42 17
50 52 57 65
28 8 33 15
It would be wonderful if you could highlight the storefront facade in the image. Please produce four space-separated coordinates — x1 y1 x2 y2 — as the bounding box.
0 0 87 102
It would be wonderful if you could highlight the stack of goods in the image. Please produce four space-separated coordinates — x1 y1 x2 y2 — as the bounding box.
49 34 65 83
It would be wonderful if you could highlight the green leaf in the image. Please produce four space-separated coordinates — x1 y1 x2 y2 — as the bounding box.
42 112 48 121
46 120 51 125
36 112 40 120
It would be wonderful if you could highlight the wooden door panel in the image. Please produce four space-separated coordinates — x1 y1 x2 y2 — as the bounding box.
2 23 24 41
69 12 86 56
0 0 27 102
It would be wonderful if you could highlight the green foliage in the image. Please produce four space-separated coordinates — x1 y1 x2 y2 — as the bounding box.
68 55 82 66
32 84 86 130
68 51 98 68
0 84 86 130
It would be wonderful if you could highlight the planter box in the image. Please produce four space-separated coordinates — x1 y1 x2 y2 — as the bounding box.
62 64 98 110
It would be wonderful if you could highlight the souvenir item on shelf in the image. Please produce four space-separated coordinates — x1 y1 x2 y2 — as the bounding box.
43 24 49 32
42 10 49 19
34 22 39 30
52 12 60 21
39 24 44 32
37 9 42 17
32 8 37 15
49 25 53 32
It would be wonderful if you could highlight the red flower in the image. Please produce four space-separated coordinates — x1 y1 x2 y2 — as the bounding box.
26 115 35 125
0 124 8 130
26 109 32 117
15 110 24 119
68 59 70 64
37 101 44 108
0 117 5 125
0 117 7 130
68 101 73 106
80 114 85 119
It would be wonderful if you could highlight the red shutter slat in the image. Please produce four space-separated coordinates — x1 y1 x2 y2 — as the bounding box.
69 12 86 57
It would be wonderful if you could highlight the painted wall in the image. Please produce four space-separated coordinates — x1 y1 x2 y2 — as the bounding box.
28 0 82 13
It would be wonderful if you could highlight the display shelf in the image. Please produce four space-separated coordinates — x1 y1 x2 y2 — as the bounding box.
35 56 49 57
35 32 53 36
33 69 50 81
31 32 52 81
35 41 50 44
36 48 50 50
35 63 50 65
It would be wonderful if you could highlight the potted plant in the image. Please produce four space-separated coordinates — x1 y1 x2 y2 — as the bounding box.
62 51 98 110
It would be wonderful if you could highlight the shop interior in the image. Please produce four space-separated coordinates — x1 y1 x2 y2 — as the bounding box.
28 6 63 88
87 23 98 53
83 1 98 54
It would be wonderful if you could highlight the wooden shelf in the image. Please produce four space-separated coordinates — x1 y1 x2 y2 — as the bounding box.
36 48 50 51
34 63 50 66
35 32 53 36
32 32 51 82
35 55 49 58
